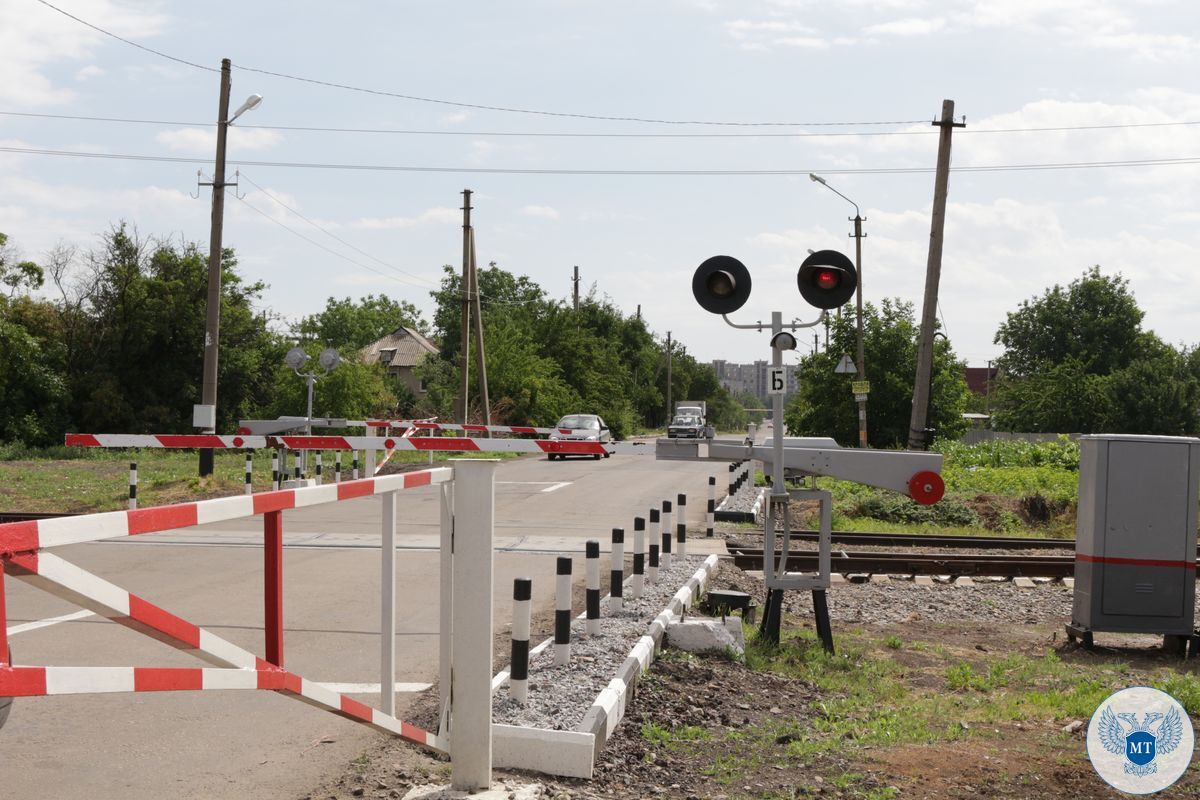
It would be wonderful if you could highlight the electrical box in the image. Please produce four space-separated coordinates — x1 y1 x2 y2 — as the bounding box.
1071 434 1200 637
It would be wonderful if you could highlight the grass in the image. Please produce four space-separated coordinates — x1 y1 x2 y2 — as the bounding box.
0 446 520 513
696 625 1200 782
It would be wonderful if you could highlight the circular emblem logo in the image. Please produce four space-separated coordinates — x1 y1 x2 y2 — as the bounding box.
1087 686 1194 794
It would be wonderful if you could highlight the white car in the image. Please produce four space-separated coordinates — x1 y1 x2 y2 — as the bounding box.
547 414 612 460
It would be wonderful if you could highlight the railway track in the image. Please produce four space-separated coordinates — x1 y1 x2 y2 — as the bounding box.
728 547 1076 578
0 511 80 524
731 530 1075 550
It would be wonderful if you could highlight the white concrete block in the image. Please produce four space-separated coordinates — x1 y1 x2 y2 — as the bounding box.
666 618 743 655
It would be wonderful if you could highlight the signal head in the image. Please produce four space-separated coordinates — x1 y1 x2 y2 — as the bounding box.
797 249 857 310
692 255 752 315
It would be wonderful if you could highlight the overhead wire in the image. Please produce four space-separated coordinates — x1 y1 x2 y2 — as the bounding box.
4 145 1200 175
5 110 1200 138
236 170 438 287
32 0 216 72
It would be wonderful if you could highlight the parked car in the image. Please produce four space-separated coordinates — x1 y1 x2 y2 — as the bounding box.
547 414 611 460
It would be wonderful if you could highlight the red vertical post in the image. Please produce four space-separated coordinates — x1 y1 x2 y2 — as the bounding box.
264 510 284 667
0 563 9 665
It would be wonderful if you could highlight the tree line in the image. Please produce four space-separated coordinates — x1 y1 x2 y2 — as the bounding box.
2 225 1190 450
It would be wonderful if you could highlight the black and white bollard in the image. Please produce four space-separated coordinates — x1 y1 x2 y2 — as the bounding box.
128 461 137 510
271 452 280 491
707 476 716 537
293 452 301 481
661 500 672 570
676 493 687 559
334 452 342 483
244 451 253 495
510 577 531 703
586 540 600 635
315 452 323 486
352 451 360 481
728 461 737 497
555 556 572 666
631 516 646 598
610 528 625 613
648 542 660 584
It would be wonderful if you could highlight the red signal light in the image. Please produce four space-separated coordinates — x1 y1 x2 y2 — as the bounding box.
814 270 839 290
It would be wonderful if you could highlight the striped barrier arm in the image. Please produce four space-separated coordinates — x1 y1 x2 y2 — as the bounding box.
0 469 451 555
357 420 569 436
65 434 654 457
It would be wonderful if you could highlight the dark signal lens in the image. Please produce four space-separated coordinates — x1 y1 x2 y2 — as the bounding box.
706 270 735 298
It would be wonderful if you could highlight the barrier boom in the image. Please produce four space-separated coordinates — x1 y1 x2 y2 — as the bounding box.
65 433 654 457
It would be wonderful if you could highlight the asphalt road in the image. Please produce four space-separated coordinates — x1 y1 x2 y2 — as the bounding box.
0 449 726 799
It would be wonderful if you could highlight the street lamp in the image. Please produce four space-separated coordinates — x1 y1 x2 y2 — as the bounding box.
197 57 261 476
286 346 341 479
809 173 868 449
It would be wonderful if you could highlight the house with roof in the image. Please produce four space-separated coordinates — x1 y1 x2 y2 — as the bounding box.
360 325 439 396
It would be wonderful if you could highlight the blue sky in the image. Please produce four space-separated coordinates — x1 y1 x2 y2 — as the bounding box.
2 0 1198 371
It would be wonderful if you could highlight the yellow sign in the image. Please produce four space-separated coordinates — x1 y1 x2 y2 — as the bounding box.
851 381 870 394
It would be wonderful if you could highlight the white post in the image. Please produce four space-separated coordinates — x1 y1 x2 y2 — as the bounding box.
648 542 659 584
631 516 645 598
128 461 138 510
450 459 497 792
438 481 453 736
707 476 716 538
554 556 571 666
610 528 625 613
381 489 396 717
676 493 687 559
315 452 323 486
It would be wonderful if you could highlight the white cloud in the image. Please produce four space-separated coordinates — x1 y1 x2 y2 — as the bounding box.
468 140 498 163
521 205 560 220
155 127 284 154
75 65 105 80
0 0 169 105
349 207 460 230
864 16 945 36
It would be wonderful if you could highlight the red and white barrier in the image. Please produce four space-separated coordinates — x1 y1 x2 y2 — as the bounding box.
0 469 453 754
65 433 652 457
358 420 567 436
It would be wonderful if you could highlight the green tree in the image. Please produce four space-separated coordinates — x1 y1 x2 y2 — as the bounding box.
992 266 1198 433
0 232 44 296
293 294 428 350
785 299 969 447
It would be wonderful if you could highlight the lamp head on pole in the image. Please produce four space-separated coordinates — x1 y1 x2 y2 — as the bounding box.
229 93 263 124
809 173 827 185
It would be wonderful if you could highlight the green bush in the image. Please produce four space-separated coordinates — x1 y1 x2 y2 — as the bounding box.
849 491 979 528
934 436 1079 471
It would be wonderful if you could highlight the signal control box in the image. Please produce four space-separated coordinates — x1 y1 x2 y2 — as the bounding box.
1070 434 1200 640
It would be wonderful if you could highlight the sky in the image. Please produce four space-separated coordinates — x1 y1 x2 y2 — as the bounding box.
1 0 1198 371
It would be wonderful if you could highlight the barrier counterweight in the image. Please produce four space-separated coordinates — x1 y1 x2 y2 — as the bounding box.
510 578 531 703
610 528 625 613
554 557 572 666
585 540 600 635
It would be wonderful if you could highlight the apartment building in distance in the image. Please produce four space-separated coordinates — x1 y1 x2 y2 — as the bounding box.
712 359 799 401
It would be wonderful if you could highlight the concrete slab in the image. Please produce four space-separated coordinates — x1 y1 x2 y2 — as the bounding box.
953 576 975 587
1013 577 1036 588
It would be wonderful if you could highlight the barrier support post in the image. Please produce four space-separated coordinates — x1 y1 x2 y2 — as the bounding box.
264 509 284 667
450 459 497 792
381 489 397 717
438 481 454 736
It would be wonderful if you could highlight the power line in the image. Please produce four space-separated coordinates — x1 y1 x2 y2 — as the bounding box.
7 109 1200 138
4 144 1200 175
32 0 918 128
32 0 216 72
234 195 432 291
237 171 439 287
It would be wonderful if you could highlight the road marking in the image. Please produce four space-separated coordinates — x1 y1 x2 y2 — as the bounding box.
497 481 568 486
541 482 571 493
8 609 96 636
316 682 432 694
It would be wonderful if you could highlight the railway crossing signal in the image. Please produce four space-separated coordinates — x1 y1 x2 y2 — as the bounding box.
797 249 857 310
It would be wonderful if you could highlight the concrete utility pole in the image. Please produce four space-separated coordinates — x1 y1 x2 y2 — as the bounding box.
853 212 866 449
907 99 964 450
469 227 491 426
198 59 232 478
572 265 580 311
458 189 472 424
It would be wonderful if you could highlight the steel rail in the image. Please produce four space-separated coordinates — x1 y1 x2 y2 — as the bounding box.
730 548 1077 578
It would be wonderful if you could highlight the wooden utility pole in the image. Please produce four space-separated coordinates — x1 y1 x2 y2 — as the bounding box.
666 331 673 421
458 190 472 424
573 266 580 311
469 227 491 426
907 100 964 450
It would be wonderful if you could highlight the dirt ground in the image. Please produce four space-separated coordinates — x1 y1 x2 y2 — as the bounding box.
300 564 1200 800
